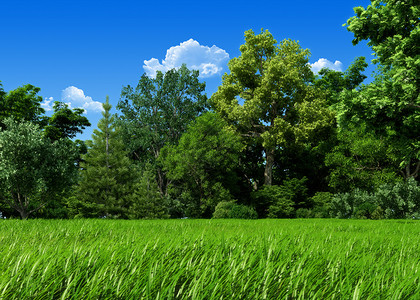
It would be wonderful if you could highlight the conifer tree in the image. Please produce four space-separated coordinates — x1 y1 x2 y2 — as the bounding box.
128 163 169 219
76 97 138 218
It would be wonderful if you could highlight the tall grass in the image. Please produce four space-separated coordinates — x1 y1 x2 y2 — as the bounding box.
0 219 419 299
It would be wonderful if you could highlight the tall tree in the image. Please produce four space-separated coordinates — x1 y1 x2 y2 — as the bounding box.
343 0 420 179
76 97 138 218
314 56 368 105
211 29 335 186
44 101 91 141
0 84 46 129
160 112 244 217
0 118 77 219
117 64 208 194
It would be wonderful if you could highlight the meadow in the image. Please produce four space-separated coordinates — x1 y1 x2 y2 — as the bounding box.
0 219 419 299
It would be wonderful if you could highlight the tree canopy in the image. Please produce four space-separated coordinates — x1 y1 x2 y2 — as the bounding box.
0 118 78 219
211 29 335 186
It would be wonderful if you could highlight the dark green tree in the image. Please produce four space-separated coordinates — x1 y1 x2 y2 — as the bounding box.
117 64 208 194
44 101 91 141
314 56 368 105
325 123 399 193
76 97 138 218
0 118 78 219
160 112 244 218
128 164 169 219
0 84 46 129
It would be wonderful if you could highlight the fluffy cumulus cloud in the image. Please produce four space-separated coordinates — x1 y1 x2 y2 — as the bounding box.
143 39 229 78
41 97 54 111
41 87 103 114
310 58 343 74
61 86 103 113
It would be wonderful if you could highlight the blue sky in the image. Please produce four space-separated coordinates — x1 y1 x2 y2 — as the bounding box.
0 0 374 140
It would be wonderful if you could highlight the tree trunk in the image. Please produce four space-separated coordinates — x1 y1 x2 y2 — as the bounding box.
264 148 275 186
19 210 29 220
402 159 420 179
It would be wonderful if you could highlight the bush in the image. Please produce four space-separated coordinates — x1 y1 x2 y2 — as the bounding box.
330 179 420 219
213 201 257 219
296 208 312 218
330 189 375 219
251 178 308 218
310 192 333 218
374 178 420 219
267 197 295 218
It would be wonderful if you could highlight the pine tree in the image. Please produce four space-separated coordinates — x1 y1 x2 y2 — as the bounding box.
128 163 169 219
75 96 138 218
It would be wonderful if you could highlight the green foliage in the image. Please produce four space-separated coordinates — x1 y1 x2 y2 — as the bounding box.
44 102 91 141
117 65 208 194
0 84 46 129
296 191 333 219
77 97 138 218
128 164 169 219
211 29 335 186
212 201 257 219
314 56 368 105
330 179 420 219
252 177 309 218
252 184 294 218
374 178 420 219
0 118 78 219
161 112 244 218
326 123 399 193
311 192 333 217
331 190 376 219
345 1 420 179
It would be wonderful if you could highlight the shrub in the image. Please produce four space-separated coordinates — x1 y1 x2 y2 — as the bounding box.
374 178 420 219
310 192 333 218
267 197 295 218
296 208 312 218
230 204 258 219
213 201 257 219
251 178 308 218
330 179 420 219
330 189 376 219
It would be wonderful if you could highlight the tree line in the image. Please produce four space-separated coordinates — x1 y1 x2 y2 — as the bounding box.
0 0 419 219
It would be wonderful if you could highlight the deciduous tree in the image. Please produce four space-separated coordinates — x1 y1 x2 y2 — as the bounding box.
344 0 420 179
160 112 244 217
0 118 77 219
0 84 46 129
117 64 208 194
44 101 91 141
211 29 335 186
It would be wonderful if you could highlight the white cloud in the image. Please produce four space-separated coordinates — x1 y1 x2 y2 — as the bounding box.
310 58 343 74
143 39 229 78
41 97 54 111
61 86 103 113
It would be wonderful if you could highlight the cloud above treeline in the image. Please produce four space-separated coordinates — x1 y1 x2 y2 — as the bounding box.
41 86 103 114
143 39 230 78
310 58 343 74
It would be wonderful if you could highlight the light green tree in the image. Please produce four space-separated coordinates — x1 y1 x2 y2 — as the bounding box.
0 118 77 219
211 29 335 186
343 0 420 179
0 83 46 129
76 97 138 218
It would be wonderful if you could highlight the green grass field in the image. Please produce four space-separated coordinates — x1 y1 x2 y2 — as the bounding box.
0 219 419 299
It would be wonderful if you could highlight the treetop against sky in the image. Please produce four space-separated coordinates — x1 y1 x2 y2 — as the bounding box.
0 0 373 140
